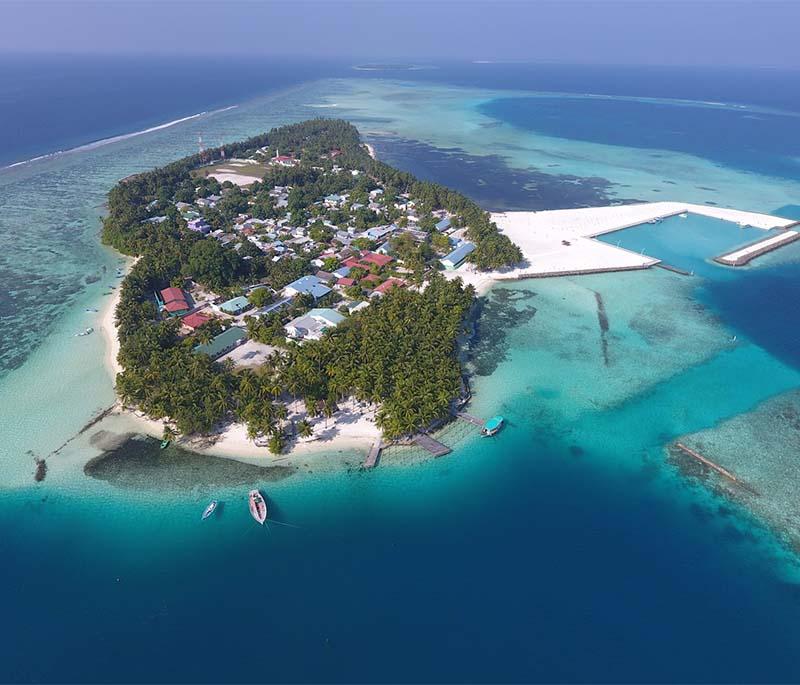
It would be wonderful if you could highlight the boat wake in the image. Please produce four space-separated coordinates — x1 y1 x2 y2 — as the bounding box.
1 105 239 172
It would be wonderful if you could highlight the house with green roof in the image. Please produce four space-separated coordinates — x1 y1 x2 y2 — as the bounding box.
195 327 247 360
218 295 252 316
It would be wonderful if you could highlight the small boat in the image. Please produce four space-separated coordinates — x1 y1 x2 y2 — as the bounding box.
249 489 267 525
74 327 94 337
201 500 218 521
160 439 170 449
85 307 98 313
481 415 504 437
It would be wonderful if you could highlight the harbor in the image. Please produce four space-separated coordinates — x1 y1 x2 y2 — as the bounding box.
714 229 800 266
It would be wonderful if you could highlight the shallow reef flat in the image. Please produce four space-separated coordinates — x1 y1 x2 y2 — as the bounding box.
673 390 800 548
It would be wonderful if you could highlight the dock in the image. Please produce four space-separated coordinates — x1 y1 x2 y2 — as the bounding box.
363 440 383 469
674 442 759 495
454 411 484 428
655 262 693 276
413 434 452 458
714 230 800 266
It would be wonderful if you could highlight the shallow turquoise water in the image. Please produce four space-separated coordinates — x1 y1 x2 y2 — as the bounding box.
597 212 779 278
3 75 800 681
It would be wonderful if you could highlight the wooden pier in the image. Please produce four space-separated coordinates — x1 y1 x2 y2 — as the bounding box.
674 442 759 495
454 411 484 428
363 440 383 469
413 434 452 458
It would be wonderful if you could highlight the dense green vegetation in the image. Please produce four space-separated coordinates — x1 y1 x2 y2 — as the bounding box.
103 119 508 448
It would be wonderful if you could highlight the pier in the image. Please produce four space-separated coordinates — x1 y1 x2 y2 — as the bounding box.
363 440 383 469
655 262 693 276
714 230 800 266
454 411 484 428
674 442 759 495
413 434 452 458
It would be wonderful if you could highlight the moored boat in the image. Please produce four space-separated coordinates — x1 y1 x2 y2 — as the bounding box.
249 489 267 525
481 415 504 437
201 500 218 521
160 439 170 449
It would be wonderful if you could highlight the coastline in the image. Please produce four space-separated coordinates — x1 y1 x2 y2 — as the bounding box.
444 202 795 289
97 265 380 464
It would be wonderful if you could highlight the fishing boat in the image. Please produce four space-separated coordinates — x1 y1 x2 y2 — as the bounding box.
249 489 267 525
481 415 504 437
201 500 218 521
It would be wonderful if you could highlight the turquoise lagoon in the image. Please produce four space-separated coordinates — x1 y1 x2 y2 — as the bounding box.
3 75 800 681
596 212 782 278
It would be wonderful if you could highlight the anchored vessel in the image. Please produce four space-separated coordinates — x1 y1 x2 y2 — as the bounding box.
481 416 504 437
201 500 218 520
249 490 267 525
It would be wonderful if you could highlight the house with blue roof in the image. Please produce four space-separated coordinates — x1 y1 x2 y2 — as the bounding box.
440 242 476 270
283 275 332 300
435 217 452 232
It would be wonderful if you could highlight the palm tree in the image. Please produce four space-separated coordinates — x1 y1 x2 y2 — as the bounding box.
268 433 284 455
298 419 313 439
195 326 214 345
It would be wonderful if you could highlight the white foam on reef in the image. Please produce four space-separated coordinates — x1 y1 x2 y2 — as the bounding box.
0 105 238 172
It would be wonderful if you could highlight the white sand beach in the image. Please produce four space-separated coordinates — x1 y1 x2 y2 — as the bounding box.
444 201 795 287
98 276 380 464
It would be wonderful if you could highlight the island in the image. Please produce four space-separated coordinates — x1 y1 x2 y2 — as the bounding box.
101 119 522 458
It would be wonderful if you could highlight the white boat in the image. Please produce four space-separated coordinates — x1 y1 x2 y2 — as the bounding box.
201 500 218 521
249 490 267 525
74 327 94 337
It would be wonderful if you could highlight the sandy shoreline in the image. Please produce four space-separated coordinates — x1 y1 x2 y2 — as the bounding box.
97 200 792 466
97 263 379 464
445 201 795 288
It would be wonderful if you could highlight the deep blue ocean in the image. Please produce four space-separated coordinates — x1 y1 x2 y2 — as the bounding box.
3 57 800 683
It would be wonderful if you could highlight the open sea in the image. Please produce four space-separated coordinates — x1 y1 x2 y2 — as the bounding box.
2 57 800 682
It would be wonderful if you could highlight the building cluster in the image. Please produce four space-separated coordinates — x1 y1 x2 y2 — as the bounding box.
147 146 478 365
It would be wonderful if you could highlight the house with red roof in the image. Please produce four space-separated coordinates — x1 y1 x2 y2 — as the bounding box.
372 278 406 296
159 287 190 316
360 273 382 288
359 251 393 268
181 311 212 331
341 251 395 271
335 277 356 289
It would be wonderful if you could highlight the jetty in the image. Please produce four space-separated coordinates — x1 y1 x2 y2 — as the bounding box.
656 262 693 276
363 440 383 469
413 434 452 458
714 230 800 266
454 411 485 428
674 442 759 495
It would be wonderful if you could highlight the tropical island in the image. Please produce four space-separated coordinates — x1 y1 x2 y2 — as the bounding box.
102 119 522 456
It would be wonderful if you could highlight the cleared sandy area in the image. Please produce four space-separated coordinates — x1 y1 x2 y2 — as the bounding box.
477 201 795 281
207 171 262 187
